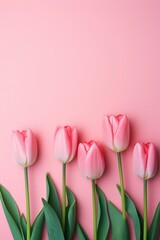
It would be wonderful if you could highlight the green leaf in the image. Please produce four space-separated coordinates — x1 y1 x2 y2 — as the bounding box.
76 223 89 240
148 202 160 240
65 187 76 240
42 199 64 240
108 201 129 240
31 209 44 240
96 185 110 240
0 185 23 240
138 211 143 239
117 185 141 240
46 173 61 222
20 214 26 240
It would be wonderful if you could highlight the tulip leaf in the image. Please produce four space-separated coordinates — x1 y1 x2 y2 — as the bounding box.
137 211 143 240
31 209 44 240
76 223 89 240
0 185 23 240
117 185 141 240
65 187 76 240
46 173 61 222
96 185 110 240
42 199 64 240
108 201 129 240
20 214 26 240
148 202 160 240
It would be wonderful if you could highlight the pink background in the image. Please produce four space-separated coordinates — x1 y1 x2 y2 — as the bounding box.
0 0 160 239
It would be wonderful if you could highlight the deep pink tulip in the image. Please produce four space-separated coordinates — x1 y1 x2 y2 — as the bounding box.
132 142 158 180
78 141 105 180
54 126 78 163
103 114 130 152
12 129 38 167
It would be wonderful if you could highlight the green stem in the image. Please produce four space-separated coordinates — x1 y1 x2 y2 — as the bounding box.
143 179 147 240
62 163 66 233
92 180 97 240
117 152 126 220
24 167 30 240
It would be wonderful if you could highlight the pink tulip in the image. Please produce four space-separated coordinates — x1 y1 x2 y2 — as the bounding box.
12 129 38 167
78 141 105 180
103 114 130 152
132 142 158 179
54 126 78 164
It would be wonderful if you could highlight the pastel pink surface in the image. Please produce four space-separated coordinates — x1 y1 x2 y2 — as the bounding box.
0 0 160 239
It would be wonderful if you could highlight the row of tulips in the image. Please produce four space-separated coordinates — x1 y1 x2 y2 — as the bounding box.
0 114 160 240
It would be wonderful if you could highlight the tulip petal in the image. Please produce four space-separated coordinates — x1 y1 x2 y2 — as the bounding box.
132 142 147 179
68 127 78 163
25 129 38 166
114 115 130 152
110 115 119 135
84 142 90 151
12 131 26 166
103 115 114 151
85 142 105 179
77 143 87 177
145 143 157 179
54 128 71 163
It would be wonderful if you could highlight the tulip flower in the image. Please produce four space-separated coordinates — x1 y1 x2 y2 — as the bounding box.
53 126 78 232
12 129 38 167
12 129 38 240
78 141 105 180
78 141 105 240
132 142 157 180
132 142 158 240
103 114 130 152
54 126 78 164
103 114 130 220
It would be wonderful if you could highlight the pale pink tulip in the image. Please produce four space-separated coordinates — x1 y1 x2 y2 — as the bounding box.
132 142 157 179
78 141 105 180
54 126 78 163
103 114 130 152
12 129 38 167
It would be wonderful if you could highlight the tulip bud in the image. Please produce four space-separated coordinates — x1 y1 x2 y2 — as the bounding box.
12 129 38 167
132 142 158 180
54 126 78 164
103 114 130 152
78 141 105 180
